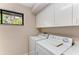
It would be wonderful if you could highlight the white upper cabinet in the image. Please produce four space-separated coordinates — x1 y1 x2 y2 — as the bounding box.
36 4 54 28
36 3 79 28
73 4 79 25
54 3 73 26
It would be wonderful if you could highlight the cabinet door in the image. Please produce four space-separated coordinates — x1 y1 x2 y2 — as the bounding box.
36 4 54 28
54 3 73 26
36 11 42 27
73 4 79 25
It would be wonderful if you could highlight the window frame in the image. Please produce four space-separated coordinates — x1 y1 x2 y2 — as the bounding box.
0 9 24 25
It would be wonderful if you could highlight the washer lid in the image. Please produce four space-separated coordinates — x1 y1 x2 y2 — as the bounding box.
37 38 72 55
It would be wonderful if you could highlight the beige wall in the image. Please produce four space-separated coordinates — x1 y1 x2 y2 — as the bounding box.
40 26 79 41
0 3 38 55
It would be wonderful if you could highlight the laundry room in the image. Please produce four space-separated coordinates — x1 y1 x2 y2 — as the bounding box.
0 3 79 55
1 0 79 59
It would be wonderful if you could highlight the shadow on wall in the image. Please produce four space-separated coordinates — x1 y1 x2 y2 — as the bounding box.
39 26 79 41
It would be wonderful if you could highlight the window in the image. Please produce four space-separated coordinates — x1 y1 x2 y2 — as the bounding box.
0 9 24 25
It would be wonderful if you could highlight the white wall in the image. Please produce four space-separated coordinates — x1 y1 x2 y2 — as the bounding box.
40 26 79 41
0 3 38 55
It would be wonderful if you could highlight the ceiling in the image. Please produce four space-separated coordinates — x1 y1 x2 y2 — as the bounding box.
21 3 35 8
21 3 49 14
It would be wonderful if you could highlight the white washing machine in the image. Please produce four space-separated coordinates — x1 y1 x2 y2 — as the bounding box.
63 41 79 55
29 33 48 55
36 35 72 55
